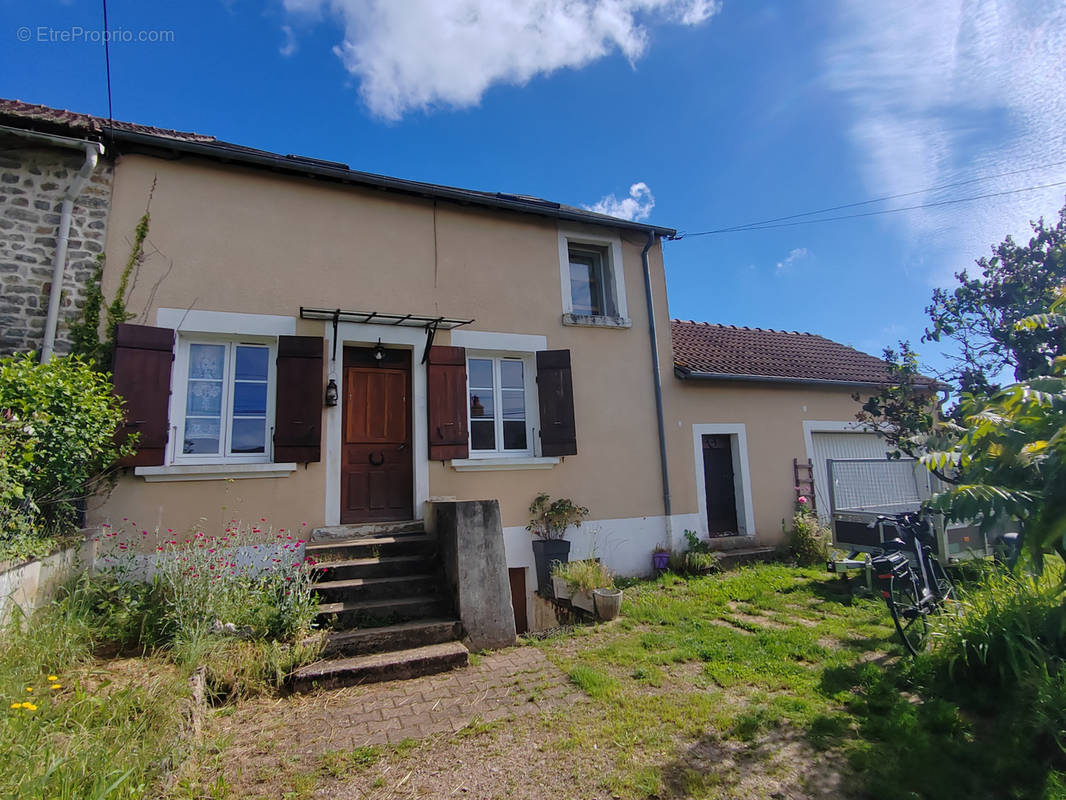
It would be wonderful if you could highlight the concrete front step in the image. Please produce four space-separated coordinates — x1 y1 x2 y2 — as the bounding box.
317 594 449 628
306 533 437 562
313 574 439 604
313 618 463 659
716 546 779 569
292 641 469 693
313 553 436 581
311 520 424 542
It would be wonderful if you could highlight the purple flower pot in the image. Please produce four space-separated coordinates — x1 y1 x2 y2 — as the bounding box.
652 551 670 571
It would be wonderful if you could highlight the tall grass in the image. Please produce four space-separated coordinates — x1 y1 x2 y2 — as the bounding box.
0 584 187 799
927 560 1066 686
917 559 1066 768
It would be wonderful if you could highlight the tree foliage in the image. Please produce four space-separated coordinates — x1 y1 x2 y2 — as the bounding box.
923 287 1066 569
854 341 958 465
923 203 1066 391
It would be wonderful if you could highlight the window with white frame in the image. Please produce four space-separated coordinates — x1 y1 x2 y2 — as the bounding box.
467 355 532 454
558 230 629 325
175 338 275 462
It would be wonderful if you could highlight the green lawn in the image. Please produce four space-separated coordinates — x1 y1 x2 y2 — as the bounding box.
531 564 1065 800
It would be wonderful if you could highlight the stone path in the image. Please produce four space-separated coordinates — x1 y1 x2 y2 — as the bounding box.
223 646 582 762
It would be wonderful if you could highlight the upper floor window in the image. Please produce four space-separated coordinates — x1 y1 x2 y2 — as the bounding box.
175 338 275 462
467 355 530 454
568 245 616 317
558 230 631 328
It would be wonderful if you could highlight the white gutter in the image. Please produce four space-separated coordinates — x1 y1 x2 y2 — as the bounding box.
40 139 105 362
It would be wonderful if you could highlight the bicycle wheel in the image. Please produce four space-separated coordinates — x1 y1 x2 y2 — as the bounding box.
929 557 961 616
886 576 928 656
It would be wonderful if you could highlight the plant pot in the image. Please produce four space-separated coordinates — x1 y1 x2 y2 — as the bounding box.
551 576 572 601
593 588 623 621
652 551 670 571
571 588 595 613
532 539 570 596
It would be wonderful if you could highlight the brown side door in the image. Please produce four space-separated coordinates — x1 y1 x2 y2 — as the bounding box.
702 434 739 536
341 346 413 523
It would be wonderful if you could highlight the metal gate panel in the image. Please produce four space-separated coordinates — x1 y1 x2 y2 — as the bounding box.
809 432 887 520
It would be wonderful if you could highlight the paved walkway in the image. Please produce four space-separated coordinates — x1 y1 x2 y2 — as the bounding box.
233 646 582 757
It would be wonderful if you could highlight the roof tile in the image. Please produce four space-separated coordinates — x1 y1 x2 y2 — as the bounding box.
671 319 938 386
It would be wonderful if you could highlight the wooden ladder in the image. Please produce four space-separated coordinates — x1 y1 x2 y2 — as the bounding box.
793 458 816 512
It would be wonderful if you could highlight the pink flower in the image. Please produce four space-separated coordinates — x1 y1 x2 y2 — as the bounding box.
797 496 809 505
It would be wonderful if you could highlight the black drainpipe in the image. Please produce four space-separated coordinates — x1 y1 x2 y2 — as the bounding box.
642 232 673 540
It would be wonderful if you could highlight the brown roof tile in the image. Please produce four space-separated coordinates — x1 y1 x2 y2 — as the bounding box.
0 98 216 143
670 319 939 386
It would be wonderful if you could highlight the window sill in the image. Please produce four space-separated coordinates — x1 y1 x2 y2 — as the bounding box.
134 463 298 482
450 456 560 472
561 313 632 329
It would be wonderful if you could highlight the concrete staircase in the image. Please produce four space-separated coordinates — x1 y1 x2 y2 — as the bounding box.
292 521 468 693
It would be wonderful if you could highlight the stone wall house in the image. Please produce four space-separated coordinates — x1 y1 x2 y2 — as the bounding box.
0 124 112 357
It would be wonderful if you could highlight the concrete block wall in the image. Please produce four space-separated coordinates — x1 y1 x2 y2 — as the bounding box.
0 141 112 356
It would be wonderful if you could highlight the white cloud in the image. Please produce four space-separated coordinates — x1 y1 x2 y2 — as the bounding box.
282 0 719 119
279 25 298 57
776 247 808 270
824 1 1066 279
585 181 655 221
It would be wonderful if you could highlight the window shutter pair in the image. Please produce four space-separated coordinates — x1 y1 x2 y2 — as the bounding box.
425 345 577 460
110 324 324 466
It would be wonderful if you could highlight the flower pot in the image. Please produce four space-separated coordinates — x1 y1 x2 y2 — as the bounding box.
652 551 670 571
571 588 595 613
551 575 572 601
532 539 570 596
593 588 623 621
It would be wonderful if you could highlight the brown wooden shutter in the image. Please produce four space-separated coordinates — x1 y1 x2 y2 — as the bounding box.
427 345 469 460
274 336 324 463
112 323 174 467
536 349 577 457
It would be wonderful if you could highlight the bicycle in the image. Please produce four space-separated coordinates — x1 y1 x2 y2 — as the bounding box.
869 511 956 655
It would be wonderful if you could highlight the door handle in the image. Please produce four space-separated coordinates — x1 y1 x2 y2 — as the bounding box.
368 451 385 466
398 443 406 451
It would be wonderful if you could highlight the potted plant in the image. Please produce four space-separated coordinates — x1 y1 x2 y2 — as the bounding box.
652 543 670 572
557 559 614 614
527 493 589 596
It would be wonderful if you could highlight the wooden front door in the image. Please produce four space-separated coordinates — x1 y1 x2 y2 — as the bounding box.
341 346 413 523
702 434 739 536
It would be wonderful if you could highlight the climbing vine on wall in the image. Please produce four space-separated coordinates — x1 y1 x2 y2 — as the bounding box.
69 178 156 369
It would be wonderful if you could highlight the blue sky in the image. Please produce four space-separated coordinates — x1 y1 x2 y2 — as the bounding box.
3 0 1065 377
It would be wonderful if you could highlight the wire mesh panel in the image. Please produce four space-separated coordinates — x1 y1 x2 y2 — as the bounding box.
827 459 925 513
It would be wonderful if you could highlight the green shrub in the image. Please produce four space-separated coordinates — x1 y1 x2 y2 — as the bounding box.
786 510 831 566
0 355 133 548
527 493 589 540
664 530 721 576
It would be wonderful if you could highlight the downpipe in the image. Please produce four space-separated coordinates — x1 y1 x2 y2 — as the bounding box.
642 232 673 547
41 141 104 363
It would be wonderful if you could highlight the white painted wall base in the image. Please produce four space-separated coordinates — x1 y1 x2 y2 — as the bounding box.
503 512 701 631
0 537 97 624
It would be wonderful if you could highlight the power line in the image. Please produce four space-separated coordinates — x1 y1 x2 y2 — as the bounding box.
101 0 114 134
691 159 1066 235
674 179 1066 238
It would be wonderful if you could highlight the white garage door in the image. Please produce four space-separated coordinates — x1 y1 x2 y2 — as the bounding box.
809 432 889 520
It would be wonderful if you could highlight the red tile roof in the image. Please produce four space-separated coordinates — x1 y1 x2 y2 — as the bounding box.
671 319 939 387
0 98 216 143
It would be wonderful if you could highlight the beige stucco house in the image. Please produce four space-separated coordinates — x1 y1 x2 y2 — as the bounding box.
0 99 927 635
